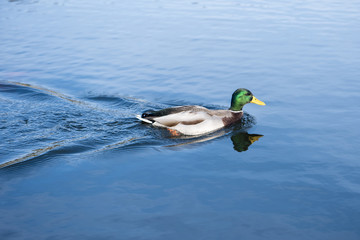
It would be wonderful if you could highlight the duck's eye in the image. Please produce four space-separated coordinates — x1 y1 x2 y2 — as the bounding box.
245 92 251 96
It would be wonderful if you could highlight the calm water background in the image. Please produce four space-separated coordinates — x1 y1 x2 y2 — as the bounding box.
1 0 360 239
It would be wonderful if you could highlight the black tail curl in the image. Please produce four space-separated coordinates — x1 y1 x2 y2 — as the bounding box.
141 110 156 118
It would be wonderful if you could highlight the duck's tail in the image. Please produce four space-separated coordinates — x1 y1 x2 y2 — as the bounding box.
136 115 153 124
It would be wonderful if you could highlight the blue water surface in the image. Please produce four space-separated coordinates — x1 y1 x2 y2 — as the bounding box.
1 0 360 239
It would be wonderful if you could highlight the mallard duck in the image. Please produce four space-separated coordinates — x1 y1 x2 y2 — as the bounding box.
136 88 265 136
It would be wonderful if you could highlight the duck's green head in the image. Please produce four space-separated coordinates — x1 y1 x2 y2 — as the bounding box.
230 88 266 111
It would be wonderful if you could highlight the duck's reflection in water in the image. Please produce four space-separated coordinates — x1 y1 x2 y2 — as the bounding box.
165 130 263 153
231 132 263 152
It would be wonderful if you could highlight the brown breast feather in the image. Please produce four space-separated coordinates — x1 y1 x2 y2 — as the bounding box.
222 112 243 126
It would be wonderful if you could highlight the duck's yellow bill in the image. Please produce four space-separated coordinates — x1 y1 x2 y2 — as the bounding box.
248 134 263 144
250 96 266 106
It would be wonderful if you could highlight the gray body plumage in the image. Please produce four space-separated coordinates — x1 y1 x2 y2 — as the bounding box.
137 105 243 136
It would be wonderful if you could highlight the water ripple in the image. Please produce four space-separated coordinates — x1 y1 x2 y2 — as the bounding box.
0 81 258 168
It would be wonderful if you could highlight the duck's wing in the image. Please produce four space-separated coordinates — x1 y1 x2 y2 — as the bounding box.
139 106 218 128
